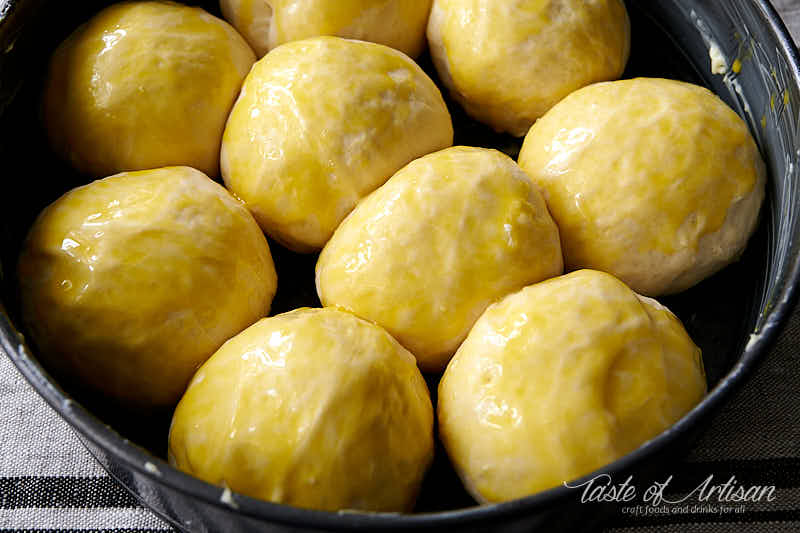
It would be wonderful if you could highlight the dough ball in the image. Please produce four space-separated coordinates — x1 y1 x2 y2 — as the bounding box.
43 1 256 178
18 167 277 408
220 0 432 57
518 78 766 296
438 269 706 503
316 146 563 371
221 36 453 252
427 0 630 135
168 307 433 512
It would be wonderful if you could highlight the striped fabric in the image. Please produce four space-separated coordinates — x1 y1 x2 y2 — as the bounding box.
775 0 800 41
0 353 172 531
2 2 800 532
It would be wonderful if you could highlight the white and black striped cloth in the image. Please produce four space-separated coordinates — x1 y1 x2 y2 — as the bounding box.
2 2 800 532
0 348 171 532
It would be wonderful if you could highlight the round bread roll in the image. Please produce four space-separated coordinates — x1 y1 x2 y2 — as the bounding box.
169 307 433 512
220 0 432 57
316 146 563 371
18 167 277 408
518 78 766 296
221 36 453 252
42 1 255 179
438 269 706 503
427 0 630 136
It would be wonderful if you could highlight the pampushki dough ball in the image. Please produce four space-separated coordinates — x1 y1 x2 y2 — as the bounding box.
18 167 277 409
518 78 766 296
42 1 255 178
438 269 706 503
221 36 453 252
427 0 630 135
316 146 563 371
220 0 433 57
168 307 434 512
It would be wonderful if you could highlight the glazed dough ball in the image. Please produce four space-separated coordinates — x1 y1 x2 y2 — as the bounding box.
427 0 630 135
220 0 432 57
316 146 563 371
518 78 766 296
169 307 433 512
439 269 706 503
43 1 256 178
221 36 453 252
18 167 277 408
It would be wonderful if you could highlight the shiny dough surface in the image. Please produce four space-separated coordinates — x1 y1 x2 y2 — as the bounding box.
427 0 630 135
316 146 563 371
18 166 277 408
169 307 434 512
221 36 453 252
438 269 706 503
519 78 766 296
220 0 432 57
43 1 255 178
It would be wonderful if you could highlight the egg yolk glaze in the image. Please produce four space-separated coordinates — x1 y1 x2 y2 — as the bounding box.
438 269 706 503
220 0 433 57
18 167 277 409
221 36 453 252
427 0 630 135
169 307 433 512
43 1 256 178
519 78 766 296
316 146 563 371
